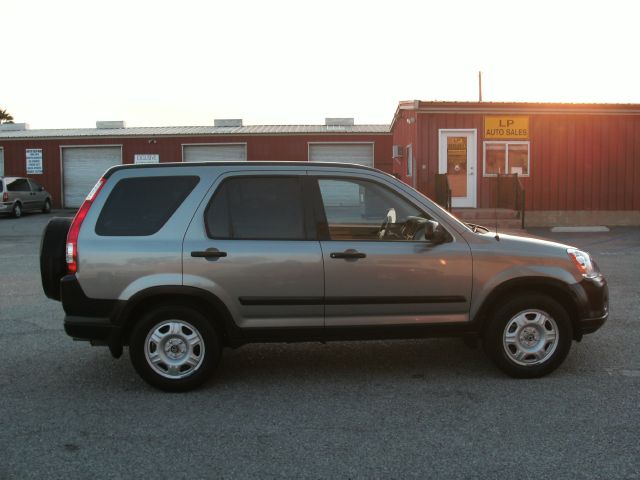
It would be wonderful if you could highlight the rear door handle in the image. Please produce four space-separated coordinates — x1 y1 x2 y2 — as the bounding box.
191 249 227 260
330 249 366 260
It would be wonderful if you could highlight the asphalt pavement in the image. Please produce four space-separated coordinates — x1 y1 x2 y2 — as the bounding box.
0 212 638 479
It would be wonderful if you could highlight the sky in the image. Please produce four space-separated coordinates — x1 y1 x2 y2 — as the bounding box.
1 0 639 129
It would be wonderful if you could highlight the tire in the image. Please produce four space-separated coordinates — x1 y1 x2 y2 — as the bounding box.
129 306 221 392
483 294 572 378
42 199 52 213
40 217 72 300
11 202 22 218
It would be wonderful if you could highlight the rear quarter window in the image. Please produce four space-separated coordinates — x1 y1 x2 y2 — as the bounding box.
95 176 199 236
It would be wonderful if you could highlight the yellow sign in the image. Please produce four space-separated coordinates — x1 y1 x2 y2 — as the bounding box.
484 116 529 139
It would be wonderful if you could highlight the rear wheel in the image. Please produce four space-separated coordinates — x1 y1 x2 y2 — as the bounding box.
130 306 221 391
11 202 22 218
483 294 572 378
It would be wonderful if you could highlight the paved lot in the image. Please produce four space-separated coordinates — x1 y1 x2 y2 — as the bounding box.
1 212 638 479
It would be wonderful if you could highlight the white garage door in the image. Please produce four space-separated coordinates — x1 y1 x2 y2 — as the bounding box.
183 144 246 162
0 148 4 176
308 143 374 167
62 147 121 208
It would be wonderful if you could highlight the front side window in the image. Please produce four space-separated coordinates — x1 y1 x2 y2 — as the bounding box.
96 176 199 236
205 176 307 240
484 142 530 176
317 178 432 241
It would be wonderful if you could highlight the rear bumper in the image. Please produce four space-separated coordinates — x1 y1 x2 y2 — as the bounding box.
61 275 123 344
64 315 121 342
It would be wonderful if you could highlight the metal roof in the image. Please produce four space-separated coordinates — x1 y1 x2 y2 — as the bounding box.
0 124 391 139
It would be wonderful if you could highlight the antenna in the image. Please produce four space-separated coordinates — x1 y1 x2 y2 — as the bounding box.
478 71 483 102
495 172 500 241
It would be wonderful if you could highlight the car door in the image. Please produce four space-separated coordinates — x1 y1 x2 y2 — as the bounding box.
310 173 472 327
28 180 46 209
182 171 324 333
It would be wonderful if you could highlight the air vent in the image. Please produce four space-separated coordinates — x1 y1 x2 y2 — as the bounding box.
214 119 243 127
325 118 354 127
96 121 126 129
392 145 404 158
0 123 30 131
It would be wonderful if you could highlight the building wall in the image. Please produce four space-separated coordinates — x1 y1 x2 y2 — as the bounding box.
409 110 640 212
0 133 393 208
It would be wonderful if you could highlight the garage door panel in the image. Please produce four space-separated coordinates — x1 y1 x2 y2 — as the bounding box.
183 144 246 162
63 147 121 208
0 148 4 176
309 143 374 168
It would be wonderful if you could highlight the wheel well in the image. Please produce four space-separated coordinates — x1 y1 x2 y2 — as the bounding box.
475 281 580 339
119 293 236 347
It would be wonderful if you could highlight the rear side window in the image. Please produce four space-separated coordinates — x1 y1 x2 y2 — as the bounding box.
96 176 199 236
6 178 30 192
205 177 307 240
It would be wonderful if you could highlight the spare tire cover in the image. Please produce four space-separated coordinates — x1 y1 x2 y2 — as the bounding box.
40 217 73 300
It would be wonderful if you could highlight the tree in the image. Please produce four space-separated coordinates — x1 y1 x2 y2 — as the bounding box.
0 108 14 124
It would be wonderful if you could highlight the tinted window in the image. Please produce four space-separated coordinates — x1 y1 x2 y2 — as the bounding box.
29 180 43 191
6 178 31 192
96 176 199 236
205 177 306 240
318 178 429 241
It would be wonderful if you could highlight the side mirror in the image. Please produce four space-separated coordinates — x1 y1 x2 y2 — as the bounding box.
39 186 44 192
424 220 447 244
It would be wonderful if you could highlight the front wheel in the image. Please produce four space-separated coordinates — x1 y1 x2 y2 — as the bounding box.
129 306 221 391
483 294 573 378
42 199 51 213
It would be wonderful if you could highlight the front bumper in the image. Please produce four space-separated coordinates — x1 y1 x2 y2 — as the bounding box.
571 274 609 338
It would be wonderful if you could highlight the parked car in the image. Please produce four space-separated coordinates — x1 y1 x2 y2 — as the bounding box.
0 177 52 218
39 162 608 391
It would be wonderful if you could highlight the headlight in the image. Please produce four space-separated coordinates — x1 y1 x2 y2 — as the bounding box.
567 248 599 278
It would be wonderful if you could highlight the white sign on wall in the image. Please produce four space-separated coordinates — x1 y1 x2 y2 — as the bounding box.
134 154 160 164
26 149 43 174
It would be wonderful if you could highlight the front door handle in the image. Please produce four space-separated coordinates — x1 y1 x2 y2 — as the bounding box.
191 249 227 260
330 249 366 260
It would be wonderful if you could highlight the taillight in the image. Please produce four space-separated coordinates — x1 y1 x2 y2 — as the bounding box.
66 178 105 274
2 192 7 202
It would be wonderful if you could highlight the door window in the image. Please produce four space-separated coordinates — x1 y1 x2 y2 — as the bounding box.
317 178 431 241
205 176 308 240
446 137 468 196
28 180 43 192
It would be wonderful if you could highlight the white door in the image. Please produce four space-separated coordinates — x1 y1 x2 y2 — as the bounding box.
0 148 4 176
183 144 246 162
438 129 477 208
62 146 122 208
308 143 374 167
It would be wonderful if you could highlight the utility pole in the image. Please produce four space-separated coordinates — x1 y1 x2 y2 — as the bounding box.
478 71 483 102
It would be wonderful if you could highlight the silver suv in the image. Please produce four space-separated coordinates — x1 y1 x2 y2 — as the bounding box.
1 176 52 217
40 162 608 391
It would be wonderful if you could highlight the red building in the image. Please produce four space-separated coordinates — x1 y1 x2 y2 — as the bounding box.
390 101 640 226
1 102 639 226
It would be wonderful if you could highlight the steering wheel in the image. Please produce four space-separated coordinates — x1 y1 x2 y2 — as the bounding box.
377 208 397 239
